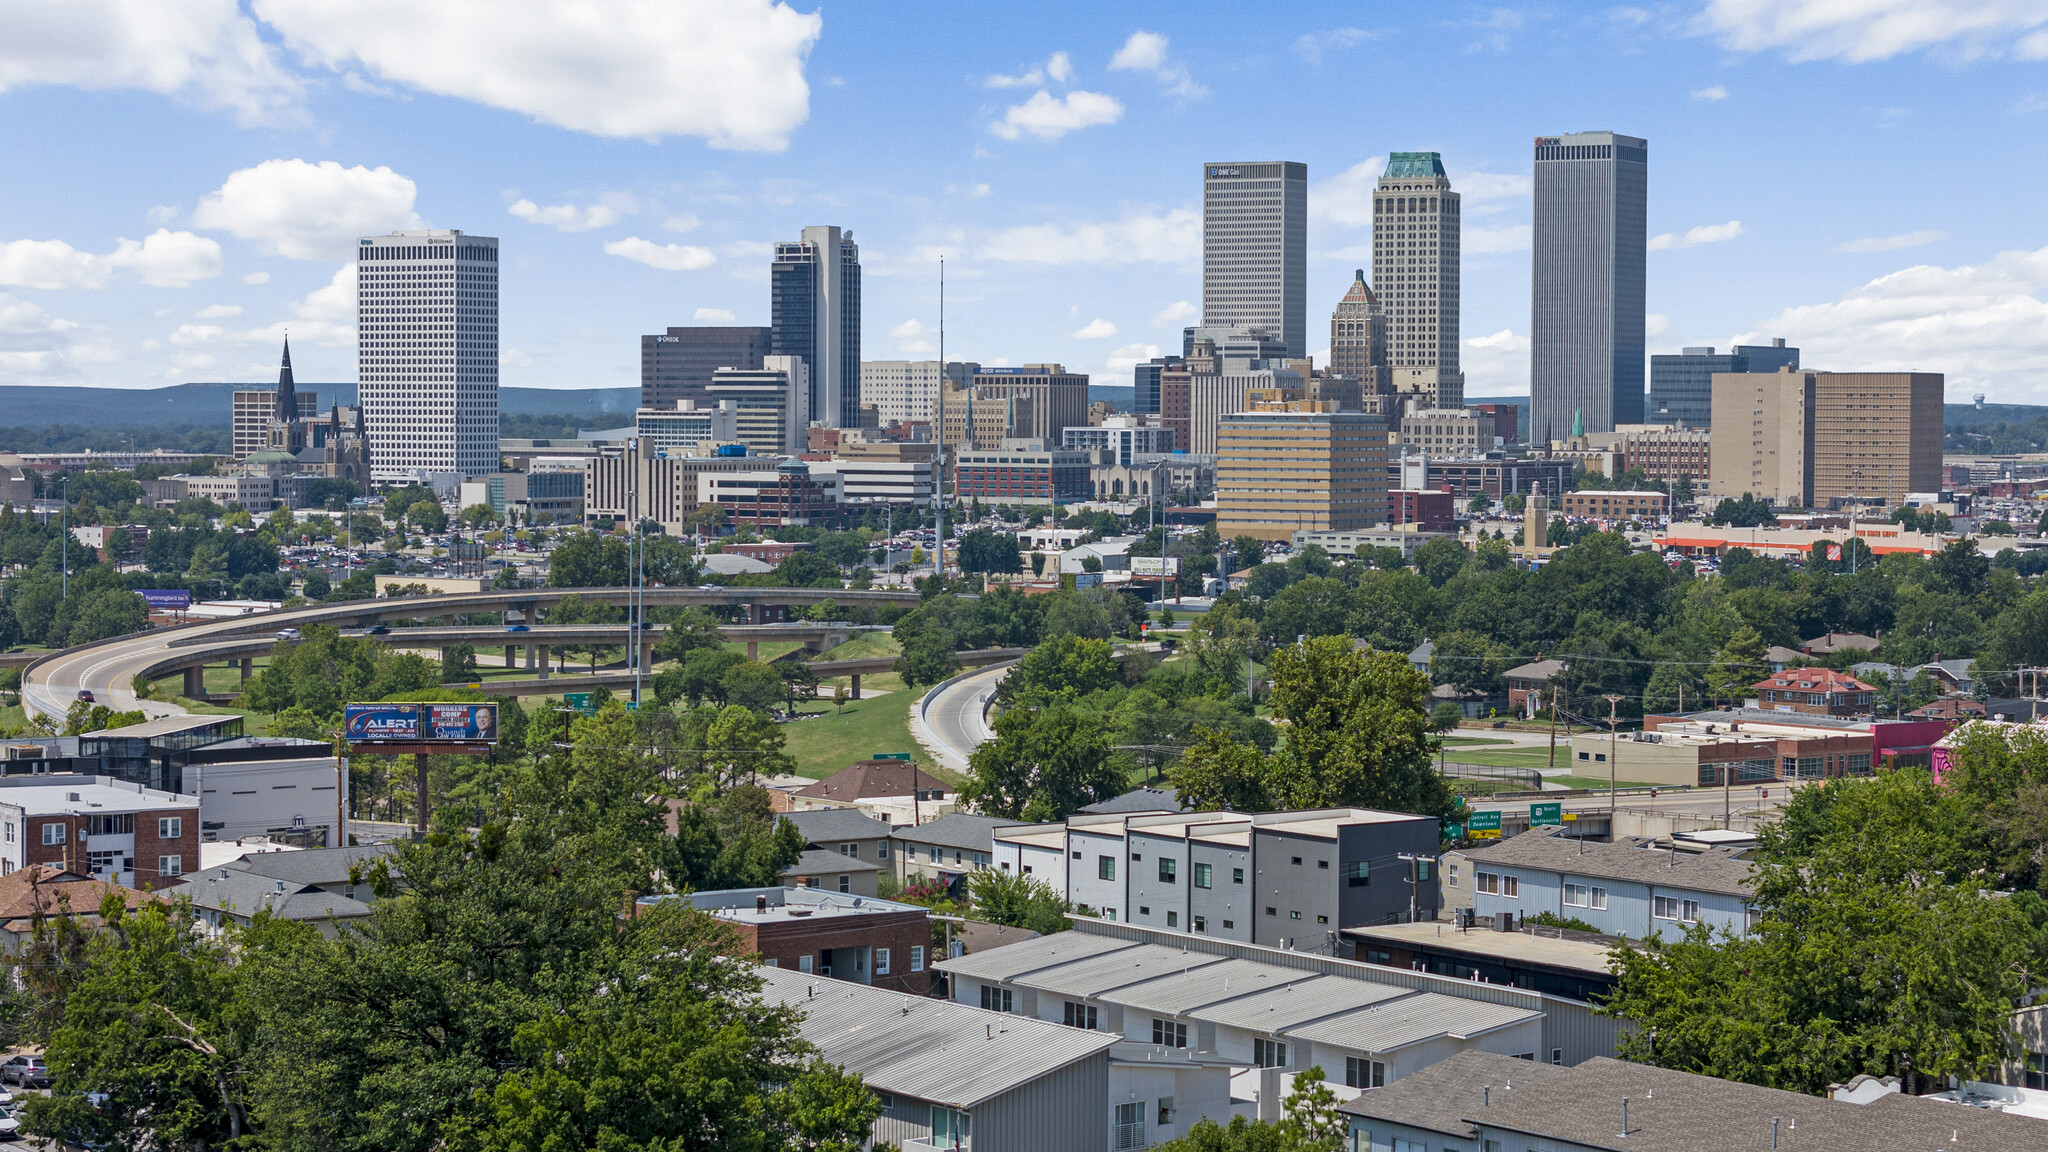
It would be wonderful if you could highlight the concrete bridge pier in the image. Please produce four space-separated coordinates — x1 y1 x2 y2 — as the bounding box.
240 657 253 681
526 644 536 670
537 644 551 680
184 667 204 698
747 640 759 661
850 673 861 698
443 613 456 627
504 644 517 669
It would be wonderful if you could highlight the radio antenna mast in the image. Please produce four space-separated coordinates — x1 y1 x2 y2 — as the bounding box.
935 255 946 580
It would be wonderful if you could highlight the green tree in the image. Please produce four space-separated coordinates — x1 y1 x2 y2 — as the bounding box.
652 646 748 707
652 607 726 662
964 704 1127 821
956 528 1023 574
720 659 788 713
1280 1066 1345 1152
1003 633 1121 704
894 628 962 688
1707 626 1770 706
965 867 1073 934
441 642 478 684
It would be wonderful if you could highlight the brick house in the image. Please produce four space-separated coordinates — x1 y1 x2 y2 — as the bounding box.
1505 659 1566 718
659 886 934 995
0 779 199 891
1751 669 1877 718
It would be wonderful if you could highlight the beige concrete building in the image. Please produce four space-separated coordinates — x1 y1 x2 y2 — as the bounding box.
583 444 761 533
1216 401 1388 542
1710 368 1942 508
1399 407 1495 455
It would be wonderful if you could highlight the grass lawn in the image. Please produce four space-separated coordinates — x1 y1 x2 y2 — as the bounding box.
1552 774 1661 791
0 701 26 731
778 694 944 781
1444 747 1562 771
726 639 804 662
818 671 908 697
817 633 902 661
1438 736 1516 748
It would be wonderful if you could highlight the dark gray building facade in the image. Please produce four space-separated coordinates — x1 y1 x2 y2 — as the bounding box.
1647 339 1799 427
639 326 772 410
771 225 862 429
1530 131 1648 442
1202 161 1308 358
1131 356 1179 415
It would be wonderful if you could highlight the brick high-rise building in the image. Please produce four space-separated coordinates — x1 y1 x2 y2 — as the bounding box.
1372 153 1462 409
1709 369 1942 509
1328 269 1391 402
1216 400 1388 542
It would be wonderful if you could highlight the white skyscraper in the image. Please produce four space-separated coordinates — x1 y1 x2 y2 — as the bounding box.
357 229 499 481
1202 161 1307 358
858 360 979 426
1371 153 1462 409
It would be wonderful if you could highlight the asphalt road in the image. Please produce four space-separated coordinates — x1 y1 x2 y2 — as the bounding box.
917 661 1016 773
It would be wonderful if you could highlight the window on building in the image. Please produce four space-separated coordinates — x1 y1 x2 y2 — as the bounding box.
1192 915 1207 933
838 874 850 893
1131 851 1143 861
1265 906 1276 917
1653 896 1681 920
1253 1038 1288 1068
910 946 925 972
2026 1052 2048 1091
1289 910 1302 920
1476 871 1499 894
877 840 889 859
1233 867 1245 884
159 855 183 878
934 1107 972 1149
1345 860 1369 887
1157 1096 1175 1128
1502 875 1519 898
1113 1102 1145 1152
1222 919 1234 929
928 845 941 863
1152 1018 1187 1048
1291 856 1302 866
1345 1057 1387 1089
979 985 1014 1013
1103 907 1117 920
1682 899 1701 922
1158 858 1177 883
1448 863 1460 887
1564 883 1589 907
1193 862 1212 888
1139 906 1151 917
1064 1001 1099 1030
1099 855 1116 881
799 955 814 974
1591 886 1608 910
42 823 64 845
1166 911 1179 928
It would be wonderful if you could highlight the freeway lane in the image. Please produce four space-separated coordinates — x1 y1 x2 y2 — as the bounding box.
916 661 1017 773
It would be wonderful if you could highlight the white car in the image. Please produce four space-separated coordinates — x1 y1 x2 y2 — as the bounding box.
276 628 301 641
0 1107 18 1139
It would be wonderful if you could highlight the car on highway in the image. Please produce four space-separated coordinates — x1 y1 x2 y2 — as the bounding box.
276 628 301 641
0 1056 48 1088
505 625 529 632
364 624 390 635
73 690 94 703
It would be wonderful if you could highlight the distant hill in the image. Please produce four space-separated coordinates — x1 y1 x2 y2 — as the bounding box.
0 382 643 428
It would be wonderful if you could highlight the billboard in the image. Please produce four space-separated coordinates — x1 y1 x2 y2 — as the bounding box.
1131 556 1180 577
138 589 192 610
343 703 498 744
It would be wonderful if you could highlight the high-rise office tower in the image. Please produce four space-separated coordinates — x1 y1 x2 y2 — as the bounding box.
1709 369 1941 509
1328 269 1391 397
1647 338 1798 427
860 360 977 426
1202 161 1307 358
357 229 499 480
1371 154 1462 408
1132 355 1182 415
1530 131 1648 441
771 226 862 428
641 326 772 410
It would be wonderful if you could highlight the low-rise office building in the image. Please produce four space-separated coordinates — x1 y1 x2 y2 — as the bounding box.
1216 404 1389 543
1448 828 1754 940
697 458 847 529
1751 667 1877 717
1558 488 1669 520
954 439 1095 506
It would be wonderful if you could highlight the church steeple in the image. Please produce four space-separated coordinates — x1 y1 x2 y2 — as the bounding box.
276 335 298 423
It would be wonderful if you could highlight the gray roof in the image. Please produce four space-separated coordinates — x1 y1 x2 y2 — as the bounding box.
1503 658 1564 682
1187 974 1410 1034
1093 957 1301 1018
758 964 1116 1109
227 844 396 889
1338 1050 2044 1151
180 871 373 923
700 553 773 575
1659 707 1874 732
895 813 1022 852
933 930 1136 983
1002 942 1228 997
1284 991 1540 1054
781 808 896 844
1076 786 1181 815
782 848 880 876
1456 827 1755 898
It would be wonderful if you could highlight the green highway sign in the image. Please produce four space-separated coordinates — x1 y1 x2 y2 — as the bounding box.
873 752 913 761
1531 802 1563 826
563 692 594 714
1467 810 1501 831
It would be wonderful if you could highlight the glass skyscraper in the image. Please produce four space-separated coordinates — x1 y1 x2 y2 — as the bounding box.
1202 161 1307 358
771 226 862 428
1648 339 1798 427
1530 131 1647 443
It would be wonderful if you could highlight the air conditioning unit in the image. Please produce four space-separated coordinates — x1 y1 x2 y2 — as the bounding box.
819 966 833 977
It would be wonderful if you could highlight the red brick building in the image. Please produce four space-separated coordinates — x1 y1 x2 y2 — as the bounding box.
1751 668 1877 717
0 780 199 891
1392 488 1456 531
670 887 933 995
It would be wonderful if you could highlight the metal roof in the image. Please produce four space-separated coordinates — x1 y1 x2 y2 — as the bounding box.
1284 991 1541 1054
1186 974 1410 1034
1005 942 1229 997
758 965 1115 1109
1090 957 1299 1018
934 930 1137 983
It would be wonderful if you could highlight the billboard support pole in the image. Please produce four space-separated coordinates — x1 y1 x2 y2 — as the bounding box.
415 754 429 834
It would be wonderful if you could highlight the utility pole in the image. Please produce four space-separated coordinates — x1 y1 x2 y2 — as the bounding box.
1546 680 1560 771
59 474 68 602
1397 852 1432 924
1605 695 1624 825
933 256 947 581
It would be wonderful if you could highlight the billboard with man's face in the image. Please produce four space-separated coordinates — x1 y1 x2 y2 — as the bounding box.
344 703 498 744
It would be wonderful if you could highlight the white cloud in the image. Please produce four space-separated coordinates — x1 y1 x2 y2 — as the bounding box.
1107 342 1160 372
1308 158 1388 229
1648 220 1744 250
990 89 1123 140
294 262 356 322
1047 51 1073 83
241 271 269 284
146 205 180 224
1465 225 1534 254
1449 168 1532 214
1153 300 1198 326
195 304 242 319
663 213 702 232
890 318 935 355
0 293 112 381
1463 328 1531 394
1108 30 1205 98
693 307 737 322
500 348 535 368
0 229 223 289
1837 230 1947 253
1696 0 2048 62
1646 313 1670 337
1072 318 1118 339
1294 27 1378 63
980 208 1197 265
165 262 356 353
0 0 303 125
1740 243 2048 395
508 195 634 232
191 159 419 260
603 236 716 271
1694 84 1729 100
253 0 822 149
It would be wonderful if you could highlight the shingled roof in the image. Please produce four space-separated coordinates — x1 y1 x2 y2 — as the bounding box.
794 759 950 803
1455 827 1756 898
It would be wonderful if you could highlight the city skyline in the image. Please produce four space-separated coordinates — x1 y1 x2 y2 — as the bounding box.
3 3 2047 402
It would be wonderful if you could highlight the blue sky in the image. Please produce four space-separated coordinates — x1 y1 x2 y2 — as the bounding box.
3 0 2048 404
